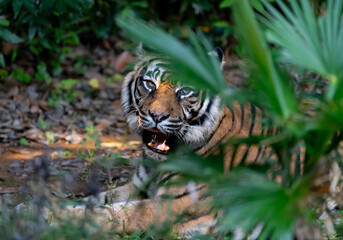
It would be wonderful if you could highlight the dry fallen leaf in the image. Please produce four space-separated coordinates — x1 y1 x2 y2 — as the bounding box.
115 50 131 73
65 130 83 144
89 78 100 89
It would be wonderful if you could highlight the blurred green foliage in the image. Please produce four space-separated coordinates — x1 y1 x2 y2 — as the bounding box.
117 0 343 239
0 0 232 76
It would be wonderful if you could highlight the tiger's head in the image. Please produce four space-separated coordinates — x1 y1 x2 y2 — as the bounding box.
121 48 225 161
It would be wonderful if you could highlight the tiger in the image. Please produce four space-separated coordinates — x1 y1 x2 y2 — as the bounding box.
54 47 268 238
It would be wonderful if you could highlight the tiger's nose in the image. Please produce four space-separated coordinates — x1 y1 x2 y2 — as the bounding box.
149 110 169 123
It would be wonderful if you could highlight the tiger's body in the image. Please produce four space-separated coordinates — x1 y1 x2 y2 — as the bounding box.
59 49 270 237
99 49 270 237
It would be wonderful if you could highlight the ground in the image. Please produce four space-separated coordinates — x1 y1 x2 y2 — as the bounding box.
0 42 243 207
0 43 140 205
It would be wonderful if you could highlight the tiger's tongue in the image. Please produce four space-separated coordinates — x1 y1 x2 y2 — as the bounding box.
148 132 170 151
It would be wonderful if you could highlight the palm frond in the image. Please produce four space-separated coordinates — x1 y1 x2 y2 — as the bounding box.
211 168 311 240
261 0 343 101
232 0 296 119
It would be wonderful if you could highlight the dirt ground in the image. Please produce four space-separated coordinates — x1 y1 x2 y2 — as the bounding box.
0 42 246 206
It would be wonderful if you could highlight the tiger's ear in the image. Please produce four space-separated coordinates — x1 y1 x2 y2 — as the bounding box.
208 47 225 69
135 42 149 61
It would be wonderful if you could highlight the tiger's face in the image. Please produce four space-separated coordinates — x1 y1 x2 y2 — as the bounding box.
122 59 223 161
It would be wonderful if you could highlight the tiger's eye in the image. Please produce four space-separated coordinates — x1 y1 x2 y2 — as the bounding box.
177 87 195 101
141 78 156 92
146 81 155 89
178 87 193 96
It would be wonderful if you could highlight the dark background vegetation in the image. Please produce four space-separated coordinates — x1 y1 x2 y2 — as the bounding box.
0 0 233 75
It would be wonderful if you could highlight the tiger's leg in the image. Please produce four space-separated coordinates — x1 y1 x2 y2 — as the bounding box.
62 186 214 237
83 182 138 207
85 162 160 207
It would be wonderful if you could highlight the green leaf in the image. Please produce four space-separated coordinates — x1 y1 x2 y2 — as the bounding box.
28 23 37 40
52 64 63 76
0 53 5 68
39 0 56 10
160 150 224 180
0 19 9 27
35 62 52 84
19 138 29 146
12 69 30 83
131 1 149 8
12 0 23 18
23 0 36 13
212 21 231 28
0 0 11 8
232 0 295 118
38 117 48 130
219 0 236 9
211 168 310 240
261 0 343 102
45 131 55 144
0 28 23 43
56 79 78 89
251 0 264 12
0 69 8 82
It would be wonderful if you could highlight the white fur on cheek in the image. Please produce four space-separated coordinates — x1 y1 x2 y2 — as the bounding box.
182 96 222 146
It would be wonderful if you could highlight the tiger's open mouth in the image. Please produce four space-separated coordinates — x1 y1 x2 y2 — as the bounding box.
143 129 177 155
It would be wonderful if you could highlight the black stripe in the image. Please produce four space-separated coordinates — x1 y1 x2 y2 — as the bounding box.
189 109 198 118
189 99 213 126
254 146 262 163
241 105 257 165
137 105 148 115
181 127 188 138
228 105 235 130
239 103 245 131
223 105 236 137
127 77 134 109
187 95 206 121
165 124 181 128
127 106 137 115
201 145 217 157
201 105 236 156
140 115 149 121
194 114 226 152
294 147 301 177
200 108 236 156
158 173 178 187
182 108 189 121
160 71 167 81
191 92 199 98
133 79 140 107
180 210 212 224
174 185 205 199
169 118 182 123
248 105 256 135
135 167 144 182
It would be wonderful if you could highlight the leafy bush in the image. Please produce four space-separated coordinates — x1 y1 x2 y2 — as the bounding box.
116 0 343 238
0 0 233 74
